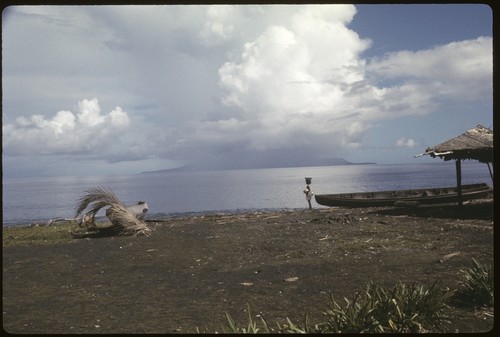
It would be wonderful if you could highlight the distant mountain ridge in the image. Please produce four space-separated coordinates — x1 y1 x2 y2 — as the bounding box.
141 157 375 174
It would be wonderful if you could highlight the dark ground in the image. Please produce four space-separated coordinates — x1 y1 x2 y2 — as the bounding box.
2 200 494 333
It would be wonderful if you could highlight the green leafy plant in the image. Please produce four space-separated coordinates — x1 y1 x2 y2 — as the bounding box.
455 258 494 307
320 281 453 333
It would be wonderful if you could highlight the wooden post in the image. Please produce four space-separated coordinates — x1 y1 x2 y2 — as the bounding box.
487 162 493 185
456 159 462 207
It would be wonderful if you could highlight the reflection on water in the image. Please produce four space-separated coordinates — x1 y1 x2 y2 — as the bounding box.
3 162 492 225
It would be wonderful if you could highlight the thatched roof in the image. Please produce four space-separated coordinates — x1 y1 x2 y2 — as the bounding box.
416 125 493 163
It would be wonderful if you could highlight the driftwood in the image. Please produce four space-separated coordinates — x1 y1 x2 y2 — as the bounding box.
74 186 151 237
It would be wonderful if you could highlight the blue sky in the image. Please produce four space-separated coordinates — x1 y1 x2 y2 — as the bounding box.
2 4 493 177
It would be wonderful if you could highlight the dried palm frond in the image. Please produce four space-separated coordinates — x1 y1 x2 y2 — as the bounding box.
75 186 123 218
105 204 151 236
74 186 151 236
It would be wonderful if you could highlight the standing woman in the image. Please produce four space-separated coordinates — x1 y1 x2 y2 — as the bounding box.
304 177 313 210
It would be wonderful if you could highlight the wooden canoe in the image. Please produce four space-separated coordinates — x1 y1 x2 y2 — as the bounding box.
314 183 490 207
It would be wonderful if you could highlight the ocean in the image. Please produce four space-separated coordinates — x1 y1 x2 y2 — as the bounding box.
2 162 493 226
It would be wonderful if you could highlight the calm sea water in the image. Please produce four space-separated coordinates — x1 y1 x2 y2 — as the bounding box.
2 162 493 226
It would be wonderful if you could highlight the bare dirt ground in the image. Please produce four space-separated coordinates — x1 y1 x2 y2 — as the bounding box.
2 200 494 333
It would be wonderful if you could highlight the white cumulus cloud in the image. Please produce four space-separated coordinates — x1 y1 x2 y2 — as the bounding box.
396 137 416 148
215 17 491 154
199 5 237 45
217 5 373 151
366 37 492 101
2 98 130 156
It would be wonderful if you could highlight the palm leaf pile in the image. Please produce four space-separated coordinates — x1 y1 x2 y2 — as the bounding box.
74 186 151 237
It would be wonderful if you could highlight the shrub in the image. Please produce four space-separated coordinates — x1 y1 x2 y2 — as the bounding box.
455 258 494 307
318 281 453 333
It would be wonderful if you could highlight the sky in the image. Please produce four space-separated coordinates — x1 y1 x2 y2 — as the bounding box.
2 4 493 178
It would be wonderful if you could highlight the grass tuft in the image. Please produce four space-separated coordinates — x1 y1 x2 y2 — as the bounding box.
319 281 453 333
454 258 493 307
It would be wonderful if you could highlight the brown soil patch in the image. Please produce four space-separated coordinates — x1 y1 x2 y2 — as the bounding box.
2 200 494 333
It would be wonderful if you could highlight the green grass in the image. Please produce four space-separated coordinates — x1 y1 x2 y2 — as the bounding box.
3 222 77 247
3 221 111 247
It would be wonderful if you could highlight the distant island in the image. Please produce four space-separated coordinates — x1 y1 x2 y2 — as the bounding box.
141 157 375 174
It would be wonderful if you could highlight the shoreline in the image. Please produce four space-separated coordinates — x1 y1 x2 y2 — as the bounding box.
3 189 493 228
3 200 494 333
2 207 310 228
3 162 492 228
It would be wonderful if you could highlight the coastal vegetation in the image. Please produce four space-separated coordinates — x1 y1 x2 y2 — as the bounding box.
3 220 111 247
455 258 494 307
3 221 76 247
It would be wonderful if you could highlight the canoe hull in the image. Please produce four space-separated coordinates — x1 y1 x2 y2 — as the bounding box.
314 183 490 207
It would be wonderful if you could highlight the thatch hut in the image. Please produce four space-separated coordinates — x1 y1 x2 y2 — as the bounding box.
415 125 493 206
